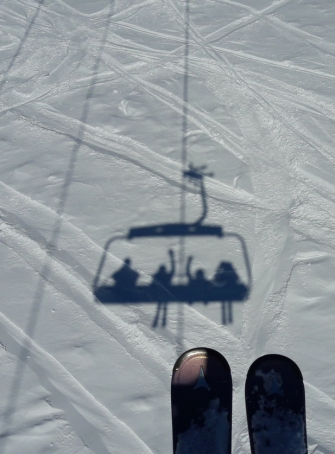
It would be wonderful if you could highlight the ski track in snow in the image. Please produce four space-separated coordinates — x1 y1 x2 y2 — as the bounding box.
0 310 154 454
164 0 335 171
1 0 335 452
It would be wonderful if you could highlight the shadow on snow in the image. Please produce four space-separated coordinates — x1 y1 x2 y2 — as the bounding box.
93 165 251 327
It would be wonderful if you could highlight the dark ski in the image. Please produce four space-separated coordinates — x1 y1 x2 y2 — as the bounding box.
245 354 308 454
171 348 232 454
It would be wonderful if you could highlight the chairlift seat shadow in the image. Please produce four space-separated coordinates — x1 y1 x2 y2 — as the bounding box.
92 164 251 325
127 223 223 239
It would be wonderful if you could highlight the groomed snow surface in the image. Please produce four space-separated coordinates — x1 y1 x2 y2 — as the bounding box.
1 0 335 452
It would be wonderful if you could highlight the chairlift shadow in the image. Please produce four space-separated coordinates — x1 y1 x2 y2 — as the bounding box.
93 164 251 327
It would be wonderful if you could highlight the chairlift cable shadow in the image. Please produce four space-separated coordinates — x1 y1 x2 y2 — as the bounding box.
93 0 251 328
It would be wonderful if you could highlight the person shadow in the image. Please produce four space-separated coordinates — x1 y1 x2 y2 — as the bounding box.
96 249 248 326
151 250 175 327
112 257 139 289
185 255 209 302
212 261 240 324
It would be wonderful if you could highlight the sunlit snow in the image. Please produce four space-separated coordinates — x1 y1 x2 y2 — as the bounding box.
1 0 335 452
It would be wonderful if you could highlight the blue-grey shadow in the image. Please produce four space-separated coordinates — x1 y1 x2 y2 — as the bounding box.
93 223 251 327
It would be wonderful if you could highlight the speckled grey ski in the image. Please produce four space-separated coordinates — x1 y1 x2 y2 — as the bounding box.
171 348 232 454
245 354 308 454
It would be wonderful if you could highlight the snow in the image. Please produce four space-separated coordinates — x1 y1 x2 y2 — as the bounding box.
1 0 335 452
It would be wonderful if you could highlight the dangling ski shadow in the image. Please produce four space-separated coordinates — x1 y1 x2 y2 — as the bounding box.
93 165 251 327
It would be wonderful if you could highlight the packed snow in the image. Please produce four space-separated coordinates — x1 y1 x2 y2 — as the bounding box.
1 0 335 452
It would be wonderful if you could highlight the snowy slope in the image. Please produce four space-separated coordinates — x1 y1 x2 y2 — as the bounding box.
1 0 335 452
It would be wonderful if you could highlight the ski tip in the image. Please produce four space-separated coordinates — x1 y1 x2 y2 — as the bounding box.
247 354 303 381
245 355 308 454
172 348 230 374
171 348 233 454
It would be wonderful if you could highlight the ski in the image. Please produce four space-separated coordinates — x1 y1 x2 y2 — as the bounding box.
171 348 232 454
245 354 308 454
